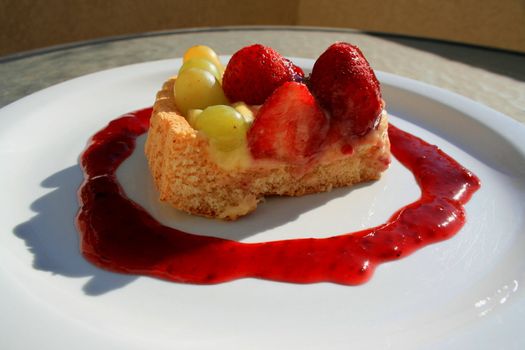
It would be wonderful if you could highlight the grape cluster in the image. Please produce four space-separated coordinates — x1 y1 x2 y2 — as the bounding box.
174 45 251 153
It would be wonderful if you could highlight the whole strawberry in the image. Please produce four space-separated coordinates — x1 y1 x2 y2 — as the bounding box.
223 44 304 105
309 42 382 137
248 82 328 163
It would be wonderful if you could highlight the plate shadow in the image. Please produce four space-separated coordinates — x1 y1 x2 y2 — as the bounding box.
13 165 137 296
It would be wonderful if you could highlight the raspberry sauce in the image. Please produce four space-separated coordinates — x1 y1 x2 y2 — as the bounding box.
77 108 480 285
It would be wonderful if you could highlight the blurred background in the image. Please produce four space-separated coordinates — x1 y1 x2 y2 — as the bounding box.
1 0 525 57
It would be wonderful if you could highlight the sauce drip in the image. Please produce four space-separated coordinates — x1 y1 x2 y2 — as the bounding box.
77 108 480 285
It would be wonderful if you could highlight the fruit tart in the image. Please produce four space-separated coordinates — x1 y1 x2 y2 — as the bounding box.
145 43 391 220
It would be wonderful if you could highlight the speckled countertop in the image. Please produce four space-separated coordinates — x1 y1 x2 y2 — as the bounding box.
1 26 524 123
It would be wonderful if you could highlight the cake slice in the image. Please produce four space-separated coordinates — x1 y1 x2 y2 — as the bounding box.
145 43 390 220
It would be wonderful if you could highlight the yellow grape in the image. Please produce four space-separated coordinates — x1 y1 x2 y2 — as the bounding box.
183 45 223 72
186 109 202 127
193 105 248 151
179 58 221 82
174 68 228 115
232 102 255 124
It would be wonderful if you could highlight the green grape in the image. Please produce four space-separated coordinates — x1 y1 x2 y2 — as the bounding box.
179 58 221 82
174 68 229 115
183 45 223 73
193 105 248 151
186 109 202 127
232 102 255 124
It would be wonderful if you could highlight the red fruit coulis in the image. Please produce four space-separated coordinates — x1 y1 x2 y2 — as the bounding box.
77 107 480 285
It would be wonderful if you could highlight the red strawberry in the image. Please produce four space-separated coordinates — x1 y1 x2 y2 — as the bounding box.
309 42 382 137
248 82 328 163
223 44 304 105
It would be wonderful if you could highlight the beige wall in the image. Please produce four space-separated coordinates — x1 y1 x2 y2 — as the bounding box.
299 0 525 53
1 0 524 56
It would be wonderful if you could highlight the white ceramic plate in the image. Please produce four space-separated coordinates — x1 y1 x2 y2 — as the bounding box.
1 58 524 350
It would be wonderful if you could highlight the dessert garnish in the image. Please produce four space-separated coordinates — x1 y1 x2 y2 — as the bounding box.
145 43 390 220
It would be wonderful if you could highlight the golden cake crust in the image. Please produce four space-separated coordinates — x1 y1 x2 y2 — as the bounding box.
145 77 390 220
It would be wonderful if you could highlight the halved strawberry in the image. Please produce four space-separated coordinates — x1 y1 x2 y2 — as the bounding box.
309 42 382 137
223 44 304 105
248 82 328 163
